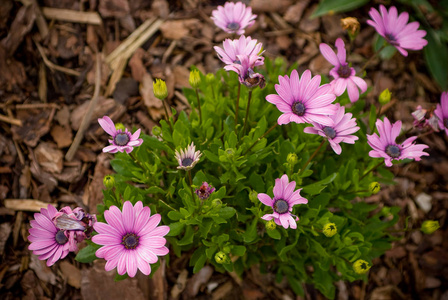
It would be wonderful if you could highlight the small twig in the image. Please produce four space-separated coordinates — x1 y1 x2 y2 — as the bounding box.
12 139 25 165
41 7 103 25
360 161 384 181
0 114 22 126
299 140 325 174
35 41 80 77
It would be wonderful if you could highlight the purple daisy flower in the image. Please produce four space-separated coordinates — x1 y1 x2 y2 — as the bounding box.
265 69 337 126
195 182 216 200
174 142 202 171
92 201 170 278
258 174 308 229
214 35 264 67
434 91 448 136
53 207 96 244
98 116 143 154
367 117 429 167
28 204 72 266
367 5 428 57
211 1 257 35
225 54 266 89
319 38 367 103
304 104 360 154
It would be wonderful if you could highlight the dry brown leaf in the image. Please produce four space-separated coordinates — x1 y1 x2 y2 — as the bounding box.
35 142 64 174
250 0 292 12
29 254 57 285
50 125 73 148
283 1 308 24
11 110 50 147
160 19 200 40
1 4 36 55
59 261 82 289
98 0 130 18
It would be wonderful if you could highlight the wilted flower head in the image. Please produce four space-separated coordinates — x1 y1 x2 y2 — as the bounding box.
92 201 170 277
340 17 360 35
434 91 448 136
353 259 371 274
195 182 215 200
153 79 168 100
266 69 337 126
258 174 308 229
175 142 202 171
214 35 264 67
211 2 257 35
367 117 429 167
226 54 266 89
98 116 143 154
53 207 96 247
319 38 367 103
412 105 438 131
367 5 428 56
304 104 359 154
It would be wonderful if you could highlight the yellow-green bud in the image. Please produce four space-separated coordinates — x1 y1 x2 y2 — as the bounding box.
215 251 229 264
115 123 126 131
420 220 440 234
249 190 258 203
379 89 391 105
152 126 162 136
206 73 215 83
369 182 381 194
211 199 222 207
266 220 276 231
189 69 201 89
287 153 298 165
103 175 115 190
353 259 371 274
323 223 337 237
153 79 168 100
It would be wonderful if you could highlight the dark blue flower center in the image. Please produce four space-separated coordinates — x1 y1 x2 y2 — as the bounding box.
386 145 401 158
55 230 68 245
114 133 130 146
323 126 337 139
337 64 351 78
182 157 194 166
227 22 240 31
122 233 139 249
292 101 306 116
273 199 289 214
385 33 399 46
444 118 448 129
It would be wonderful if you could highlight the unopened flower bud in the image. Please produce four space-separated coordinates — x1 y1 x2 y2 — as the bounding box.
379 89 391 105
153 79 168 100
249 190 258 203
369 182 381 194
152 126 162 136
421 220 440 234
206 73 215 83
353 259 371 274
215 251 229 264
103 175 115 189
287 153 298 165
211 199 222 207
323 223 337 237
266 220 276 231
115 123 126 131
189 69 201 89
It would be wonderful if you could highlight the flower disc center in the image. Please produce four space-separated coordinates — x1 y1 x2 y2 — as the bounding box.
227 22 240 31
337 64 351 78
292 101 306 116
444 118 448 129
273 199 289 214
323 126 337 139
114 133 130 146
385 33 399 46
122 233 139 249
55 230 68 245
182 158 194 166
386 145 401 158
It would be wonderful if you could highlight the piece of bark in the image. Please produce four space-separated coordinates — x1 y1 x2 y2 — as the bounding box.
59 261 82 289
4 199 57 212
159 19 200 40
1 4 36 55
50 125 73 148
11 109 50 147
35 142 64 174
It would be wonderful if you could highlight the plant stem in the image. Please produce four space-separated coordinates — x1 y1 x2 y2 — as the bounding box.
300 140 325 174
195 88 202 124
360 45 385 74
360 160 384 181
243 123 278 155
162 99 173 132
235 83 241 135
242 90 253 136
187 170 195 202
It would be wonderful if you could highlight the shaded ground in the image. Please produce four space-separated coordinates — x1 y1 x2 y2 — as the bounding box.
0 0 447 299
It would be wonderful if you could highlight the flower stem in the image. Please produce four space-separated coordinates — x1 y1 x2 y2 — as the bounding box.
360 45 385 74
235 83 241 135
242 90 253 136
360 160 384 181
300 140 325 174
243 123 278 155
195 88 202 124
187 170 195 202
162 99 173 132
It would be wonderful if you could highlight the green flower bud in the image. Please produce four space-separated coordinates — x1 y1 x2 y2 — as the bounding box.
103 175 115 190
206 73 215 84
249 190 258 203
189 69 201 89
353 259 371 274
115 123 126 131
211 199 222 207
215 251 229 264
265 220 276 231
369 182 381 194
379 89 391 105
287 153 298 165
323 223 337 237
153 79 168 100
274 56 283 67
152 125 162 136
420 220 440 235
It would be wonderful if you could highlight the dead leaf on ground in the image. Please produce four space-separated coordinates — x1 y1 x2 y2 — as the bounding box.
1 4 36 55
35 142 64 174
12 110 50 147
59 261 82 289
160 19 200 40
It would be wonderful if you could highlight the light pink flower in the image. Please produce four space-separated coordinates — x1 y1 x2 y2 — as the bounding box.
434 91 448 136
98 116 143 154
319 38 367 102
225 54 266 89
214 35 264 67
367 5 428 56
174 142 202 171
304 104 360 154
53 207 96 246
92 201 170 278
367 117 429 167
258 174 308 229
265 69 337 126
211 2 257 35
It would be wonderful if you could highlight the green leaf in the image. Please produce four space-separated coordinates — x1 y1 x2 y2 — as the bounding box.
75 244 100 263
231 245 246 256
379 45 397 60
369 104 377 133
266 228 281 240
218 207 236 219
114 273 129 281
146 186 166 194
167 210 183 221
424 29 448 90
311 0 369 18
243 218 258 243
302 173 337 195
178 226 194 246
167 222 185 236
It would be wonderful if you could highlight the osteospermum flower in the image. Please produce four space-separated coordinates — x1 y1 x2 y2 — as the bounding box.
434 91 448 136
367 117 429 167
174 142 202 171
214 35 264 67
411 105 438 131
319 38 367 102
195 182 216 200
367 5 428 56
304 104 360 154
226 54 266 89
28 204 72 266
211 2 257 35
98 116 143 154
92 201 170 278
53 207 96 246
258 174 308 229
265 69 337 126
